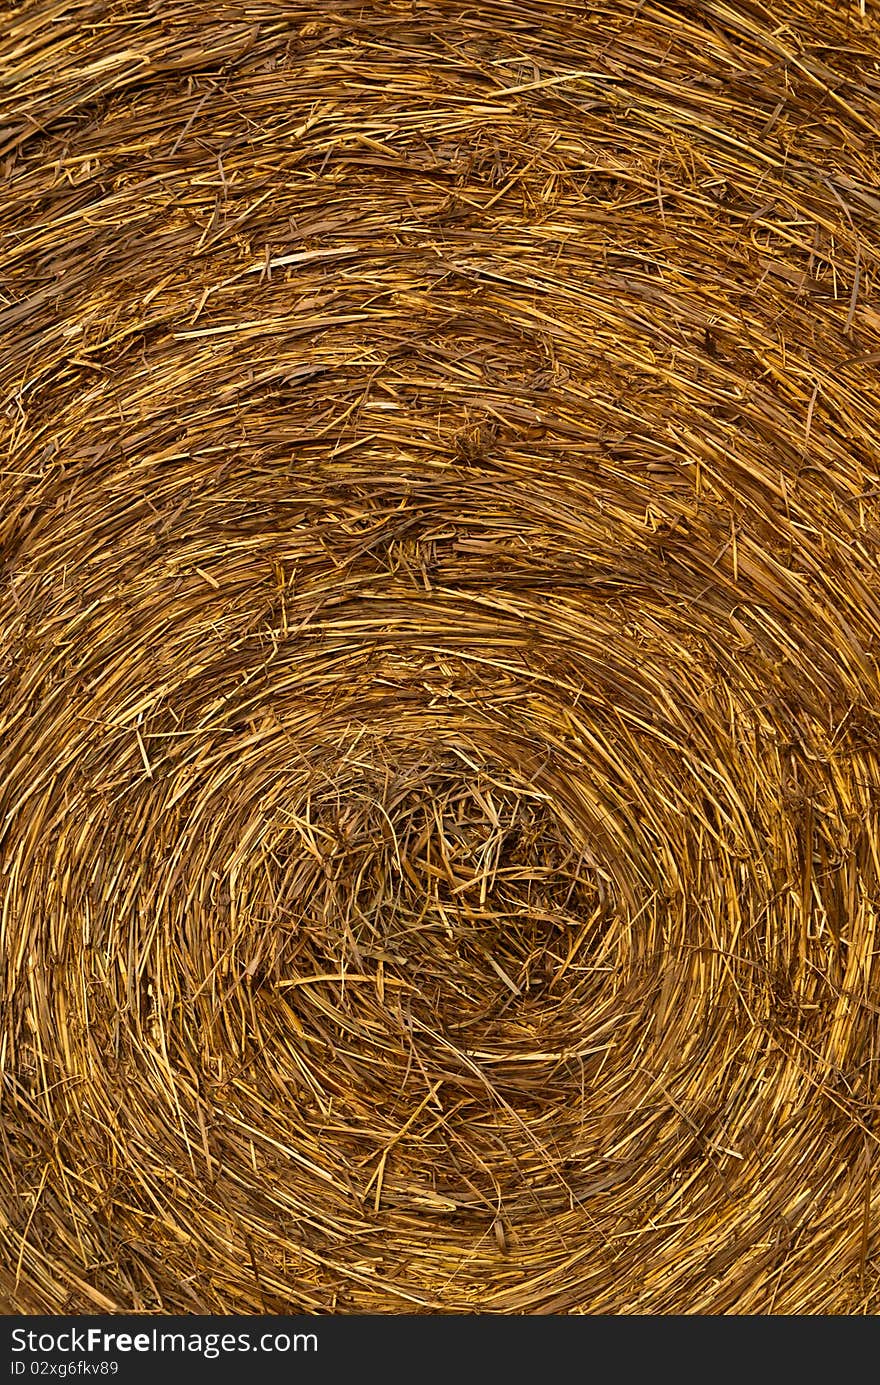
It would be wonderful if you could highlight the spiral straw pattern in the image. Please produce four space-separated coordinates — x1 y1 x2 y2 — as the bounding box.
2 0 880 1313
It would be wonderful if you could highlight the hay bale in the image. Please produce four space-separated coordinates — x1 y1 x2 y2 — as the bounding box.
1 0 879 1314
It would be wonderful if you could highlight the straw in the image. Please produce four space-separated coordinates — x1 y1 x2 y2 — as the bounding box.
1 0 879 1313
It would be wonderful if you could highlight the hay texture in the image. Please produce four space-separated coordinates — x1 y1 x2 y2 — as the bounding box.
2 0 880 1315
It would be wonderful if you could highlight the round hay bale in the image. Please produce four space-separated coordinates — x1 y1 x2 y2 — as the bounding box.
1 0 880 1315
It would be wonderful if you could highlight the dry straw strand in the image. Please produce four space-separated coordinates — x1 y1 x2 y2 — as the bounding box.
1 0 880 1314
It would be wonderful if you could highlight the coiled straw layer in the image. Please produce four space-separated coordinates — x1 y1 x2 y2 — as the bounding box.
2 0 880 1314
